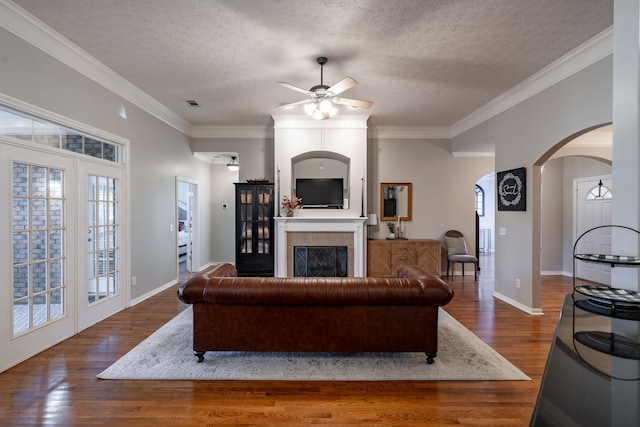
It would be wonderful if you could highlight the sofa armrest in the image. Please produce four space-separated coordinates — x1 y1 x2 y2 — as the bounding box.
177 263 237 304
396 264 454 306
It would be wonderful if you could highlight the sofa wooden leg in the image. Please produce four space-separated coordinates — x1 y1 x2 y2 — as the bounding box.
195 351 205 363
425 352 436 364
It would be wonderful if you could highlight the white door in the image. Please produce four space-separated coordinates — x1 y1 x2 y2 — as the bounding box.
575 176 613 285
0 143 76 371
77 160 127 331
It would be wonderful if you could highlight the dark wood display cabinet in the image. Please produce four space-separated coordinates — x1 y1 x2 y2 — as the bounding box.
235 183 274 276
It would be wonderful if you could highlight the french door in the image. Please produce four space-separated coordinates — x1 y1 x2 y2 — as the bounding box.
1 143 76 371
76 160 126 330
1 142 127 371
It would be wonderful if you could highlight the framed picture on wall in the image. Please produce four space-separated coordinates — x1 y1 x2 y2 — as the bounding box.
497 167 526 211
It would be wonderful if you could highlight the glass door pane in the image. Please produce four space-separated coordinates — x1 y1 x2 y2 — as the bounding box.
87 174 119 304
240 188 253 254
11 162 66 335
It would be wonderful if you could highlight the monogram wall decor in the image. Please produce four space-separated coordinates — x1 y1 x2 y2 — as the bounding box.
497 167 526 211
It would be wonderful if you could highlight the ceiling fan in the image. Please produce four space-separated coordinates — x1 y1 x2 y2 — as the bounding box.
276 56 373 120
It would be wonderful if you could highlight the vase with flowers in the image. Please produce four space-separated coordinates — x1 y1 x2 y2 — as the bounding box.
281 195 302 217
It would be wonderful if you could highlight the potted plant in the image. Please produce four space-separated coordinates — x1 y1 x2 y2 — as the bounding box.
386 222 396 239
281 195 302 217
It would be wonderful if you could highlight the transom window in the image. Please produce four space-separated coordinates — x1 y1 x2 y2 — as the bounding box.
0 107 121 163
586 181 612 200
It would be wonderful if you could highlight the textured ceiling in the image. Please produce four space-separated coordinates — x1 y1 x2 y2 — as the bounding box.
12 0 613 129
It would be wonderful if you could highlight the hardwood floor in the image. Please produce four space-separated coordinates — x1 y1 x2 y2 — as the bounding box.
0 254 573 426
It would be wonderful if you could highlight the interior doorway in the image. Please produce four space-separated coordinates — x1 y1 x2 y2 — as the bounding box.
177 178 197 278
476 173 495 254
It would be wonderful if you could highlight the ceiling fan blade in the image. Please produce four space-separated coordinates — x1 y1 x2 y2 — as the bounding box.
328 77 357 96
332 96 373 109
275 99 311 110
278 82 311 95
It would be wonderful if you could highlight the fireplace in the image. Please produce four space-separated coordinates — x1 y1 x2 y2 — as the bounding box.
294 246 348 277
274 217 366 277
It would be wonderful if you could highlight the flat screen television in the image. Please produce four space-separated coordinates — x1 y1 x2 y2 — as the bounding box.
296 178 344 208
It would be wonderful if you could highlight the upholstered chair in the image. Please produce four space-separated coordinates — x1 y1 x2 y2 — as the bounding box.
444 230 478 281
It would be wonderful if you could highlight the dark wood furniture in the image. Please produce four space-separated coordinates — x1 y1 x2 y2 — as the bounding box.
234 183 274 276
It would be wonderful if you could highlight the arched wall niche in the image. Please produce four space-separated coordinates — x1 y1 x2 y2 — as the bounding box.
291 150 350 202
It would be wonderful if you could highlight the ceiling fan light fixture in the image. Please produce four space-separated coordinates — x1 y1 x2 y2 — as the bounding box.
306 97 338 120
319 98 333 113
226 156 240 172
277 56 372 119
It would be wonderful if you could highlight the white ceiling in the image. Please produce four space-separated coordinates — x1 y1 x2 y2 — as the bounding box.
11 0 613 132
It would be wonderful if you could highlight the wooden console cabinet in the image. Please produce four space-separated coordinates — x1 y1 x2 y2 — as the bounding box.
367 239 441 277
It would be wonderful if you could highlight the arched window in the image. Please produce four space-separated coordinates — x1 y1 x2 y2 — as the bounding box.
586 180 612 200
475 185 485 216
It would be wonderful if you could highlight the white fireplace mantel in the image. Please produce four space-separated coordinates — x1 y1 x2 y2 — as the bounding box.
274 216 367 277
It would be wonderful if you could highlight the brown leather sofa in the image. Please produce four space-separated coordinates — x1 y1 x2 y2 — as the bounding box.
177 263 454 364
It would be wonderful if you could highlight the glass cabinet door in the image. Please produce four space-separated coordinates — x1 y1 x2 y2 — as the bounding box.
256 185 273 254
239 188 252 254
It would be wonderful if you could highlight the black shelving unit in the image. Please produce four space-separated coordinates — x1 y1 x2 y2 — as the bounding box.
235 183 274 276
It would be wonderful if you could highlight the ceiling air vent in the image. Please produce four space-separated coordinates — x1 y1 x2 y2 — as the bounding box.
185 100 200 108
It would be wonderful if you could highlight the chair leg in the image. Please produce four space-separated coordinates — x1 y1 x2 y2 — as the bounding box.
474 261 478 281
462 263 464 278
447 260 451 279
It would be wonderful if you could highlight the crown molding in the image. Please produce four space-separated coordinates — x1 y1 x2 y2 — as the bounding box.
0 0 192 136
368 126 451 140
450 27 613 138
190 125 273 139
193 152 213 163
451 151 495 158
271 113 370 130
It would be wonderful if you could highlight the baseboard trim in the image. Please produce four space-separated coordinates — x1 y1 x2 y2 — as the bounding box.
493 291 544 316
130 279 177 307
129 262 226 307
541 270 571 276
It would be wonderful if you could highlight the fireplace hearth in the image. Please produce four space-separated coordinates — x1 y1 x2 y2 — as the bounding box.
294 246 348 277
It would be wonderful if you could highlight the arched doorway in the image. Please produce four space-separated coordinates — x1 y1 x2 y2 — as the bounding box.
534 124 612 305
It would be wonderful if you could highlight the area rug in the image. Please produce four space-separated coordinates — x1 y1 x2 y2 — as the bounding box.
97 308 530 381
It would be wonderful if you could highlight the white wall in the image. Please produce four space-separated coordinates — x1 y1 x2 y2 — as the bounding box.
209 164 237 265
540 158 564 274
